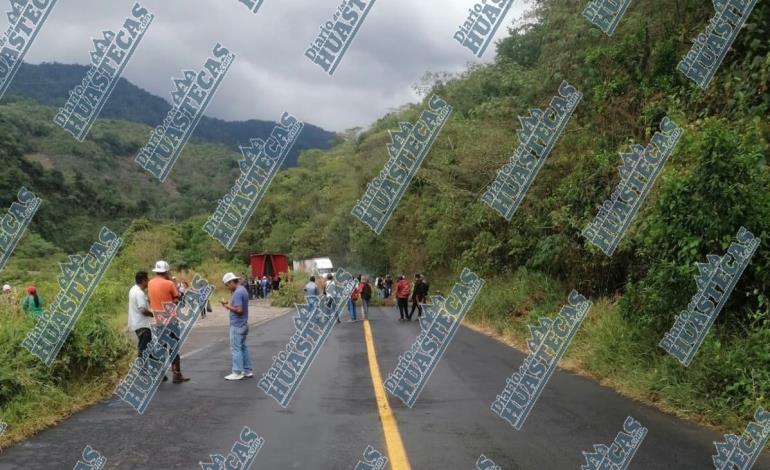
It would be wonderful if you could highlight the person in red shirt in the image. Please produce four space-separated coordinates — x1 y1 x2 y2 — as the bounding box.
395 275 411 321
358 275 372 320
147 260 189 384
347 275 361 321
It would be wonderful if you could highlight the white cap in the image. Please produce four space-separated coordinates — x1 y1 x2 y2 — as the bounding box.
152 260 170 273
2 284 10 292
222 272 238 284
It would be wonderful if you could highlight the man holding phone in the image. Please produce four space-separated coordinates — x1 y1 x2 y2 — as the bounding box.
221 272 253 381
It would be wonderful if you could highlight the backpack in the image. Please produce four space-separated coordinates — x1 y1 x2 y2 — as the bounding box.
362 283 372 300
351 285 360 301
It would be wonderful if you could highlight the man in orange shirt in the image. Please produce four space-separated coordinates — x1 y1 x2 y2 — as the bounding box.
148 260 190 384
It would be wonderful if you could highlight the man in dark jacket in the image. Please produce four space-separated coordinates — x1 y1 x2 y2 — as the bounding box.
384 274 393 298
407 274 429 320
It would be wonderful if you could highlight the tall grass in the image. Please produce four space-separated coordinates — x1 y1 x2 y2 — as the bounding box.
0 223 250 446
465 268 768 432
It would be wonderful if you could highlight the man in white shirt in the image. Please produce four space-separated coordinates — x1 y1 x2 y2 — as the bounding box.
128 271 153 358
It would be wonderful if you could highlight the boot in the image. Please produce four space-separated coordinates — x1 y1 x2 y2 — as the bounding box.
172 360 190 383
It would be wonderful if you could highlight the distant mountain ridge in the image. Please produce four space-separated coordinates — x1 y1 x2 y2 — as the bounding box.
3 62 336 167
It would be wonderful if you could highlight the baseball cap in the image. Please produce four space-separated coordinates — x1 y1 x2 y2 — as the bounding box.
222 272 238 284
152 260 170 273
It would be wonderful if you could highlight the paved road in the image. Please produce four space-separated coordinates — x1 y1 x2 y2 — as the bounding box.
1 304 768 469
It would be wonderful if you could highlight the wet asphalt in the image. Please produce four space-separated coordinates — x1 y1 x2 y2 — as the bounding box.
0 305 768 469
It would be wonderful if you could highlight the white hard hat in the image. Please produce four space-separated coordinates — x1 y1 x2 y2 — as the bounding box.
152 260 170 273
2 284 10 292
222 272 238 284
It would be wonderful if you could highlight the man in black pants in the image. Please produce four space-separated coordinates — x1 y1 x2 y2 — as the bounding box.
128 271 153 357
128 271 169 382
407 274 429 320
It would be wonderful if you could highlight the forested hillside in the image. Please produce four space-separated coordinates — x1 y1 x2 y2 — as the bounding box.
228 0 770 428
0 98 244 252
6 63 336 167
1 0 768 442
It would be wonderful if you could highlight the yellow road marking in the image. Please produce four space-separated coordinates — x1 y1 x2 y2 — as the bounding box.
363 319 412 470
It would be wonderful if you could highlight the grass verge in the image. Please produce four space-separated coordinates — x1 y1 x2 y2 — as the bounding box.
464 267 765 434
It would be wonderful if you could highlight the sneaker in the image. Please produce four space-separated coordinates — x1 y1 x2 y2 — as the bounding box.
225 373 245 381
244 371 254 378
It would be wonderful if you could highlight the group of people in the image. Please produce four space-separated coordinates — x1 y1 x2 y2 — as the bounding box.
393 274 429 321
303 272 429 323
128 260 257 383
124 263 433 387
1 283 45 318
244 273 279 300
304 273 374 322
374 275 393 298
128 261 192 384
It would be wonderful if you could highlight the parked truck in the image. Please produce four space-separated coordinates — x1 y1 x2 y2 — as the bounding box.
292 257 334 278
250 253 289 281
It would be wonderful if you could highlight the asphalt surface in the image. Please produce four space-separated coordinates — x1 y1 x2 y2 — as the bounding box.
1 304 768 469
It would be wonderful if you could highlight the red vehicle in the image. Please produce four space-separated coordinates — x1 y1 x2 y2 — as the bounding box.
250 253 289 281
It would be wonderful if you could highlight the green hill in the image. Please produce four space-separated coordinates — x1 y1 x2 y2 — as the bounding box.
230 0 770 429
5 62 336 168
0 0 769 442
0 98 242 253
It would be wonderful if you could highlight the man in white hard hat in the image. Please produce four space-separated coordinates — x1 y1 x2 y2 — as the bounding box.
147 260 190 383
220 272 253 381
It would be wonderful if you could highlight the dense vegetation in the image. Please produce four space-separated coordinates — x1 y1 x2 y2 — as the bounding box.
0 218 240 443
229 0 770 428
0 97 253 252
0 0 768 443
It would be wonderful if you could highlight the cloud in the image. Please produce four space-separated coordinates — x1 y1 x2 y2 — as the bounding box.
21 0 527 132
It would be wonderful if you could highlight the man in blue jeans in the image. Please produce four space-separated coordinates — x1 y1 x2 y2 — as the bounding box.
220 272 253 381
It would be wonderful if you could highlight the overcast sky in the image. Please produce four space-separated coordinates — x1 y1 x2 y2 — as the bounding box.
22 0 529 132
